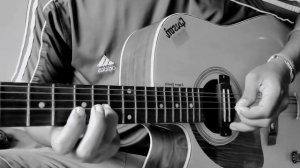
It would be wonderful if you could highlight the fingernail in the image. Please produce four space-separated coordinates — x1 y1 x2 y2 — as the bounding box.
75 107 85 117
235 106 242 115
93 105 105 117
94 104 102 112
230 124 239 131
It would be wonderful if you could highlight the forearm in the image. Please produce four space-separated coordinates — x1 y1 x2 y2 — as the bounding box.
278 15 300 75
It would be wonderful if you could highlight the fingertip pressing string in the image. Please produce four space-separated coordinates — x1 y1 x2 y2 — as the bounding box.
267 53 296 83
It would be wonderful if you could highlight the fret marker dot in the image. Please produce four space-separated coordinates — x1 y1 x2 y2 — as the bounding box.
189 103 194 108
39 102 45 109
175 103 179 108
127 89 132 94
81 102 87 108
159 103 164 108
127 115 132 120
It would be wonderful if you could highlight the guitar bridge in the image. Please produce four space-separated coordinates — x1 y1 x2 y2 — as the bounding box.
294 92 300 120
217 75 234 137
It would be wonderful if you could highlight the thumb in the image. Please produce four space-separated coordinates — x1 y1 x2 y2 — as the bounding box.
237 73 260 107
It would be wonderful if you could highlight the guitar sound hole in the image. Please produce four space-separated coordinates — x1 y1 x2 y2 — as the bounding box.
202 79 220 134
201 79 236 136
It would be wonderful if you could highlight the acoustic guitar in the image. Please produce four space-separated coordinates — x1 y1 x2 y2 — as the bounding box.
0 14 299 167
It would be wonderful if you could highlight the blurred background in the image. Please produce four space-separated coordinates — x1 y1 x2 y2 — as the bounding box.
0 0 28 81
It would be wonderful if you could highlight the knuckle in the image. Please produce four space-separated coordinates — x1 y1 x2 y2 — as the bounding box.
261 120 271 128
76 149 94 162
260 111 271 119
243 96 256 105
245 72 258 82
260 119 272 128
52 140 69 154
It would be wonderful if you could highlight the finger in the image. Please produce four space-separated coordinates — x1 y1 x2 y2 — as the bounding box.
235 108 272 128
51 107 86 154
237 81 280 119
237 72 260 107
102 104 119 142
92 134 120 163
75 104 106 161
230 122 257 132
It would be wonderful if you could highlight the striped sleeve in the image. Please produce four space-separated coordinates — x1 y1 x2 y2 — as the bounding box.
11 0 73 83
230 0 300 23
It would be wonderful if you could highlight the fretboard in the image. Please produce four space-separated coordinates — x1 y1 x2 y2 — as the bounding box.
0 82 209 126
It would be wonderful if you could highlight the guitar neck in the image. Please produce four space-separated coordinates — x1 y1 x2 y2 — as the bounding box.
0 82 209 127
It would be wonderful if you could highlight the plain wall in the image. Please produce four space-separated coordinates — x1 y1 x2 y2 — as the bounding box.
0 0 28 81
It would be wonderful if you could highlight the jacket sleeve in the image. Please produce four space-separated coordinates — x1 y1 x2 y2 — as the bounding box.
229 0 300 24
12 0 73 83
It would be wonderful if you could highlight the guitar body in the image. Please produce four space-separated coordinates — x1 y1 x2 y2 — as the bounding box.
120 14 300 167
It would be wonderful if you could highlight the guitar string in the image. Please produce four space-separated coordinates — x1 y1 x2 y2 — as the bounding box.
0 84 244 96
0 107 236 110
0 92 297 103
0 89 298 100
0 84 298 101
1 84 298 100
0 99 297 104
0 85 297 105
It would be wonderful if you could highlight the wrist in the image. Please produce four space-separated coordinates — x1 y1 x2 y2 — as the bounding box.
267 53 296 83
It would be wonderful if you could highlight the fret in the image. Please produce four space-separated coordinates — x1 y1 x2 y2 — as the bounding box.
30 83 52 126
165 87 173 123
121 86 125 123
107 85 111 105
51 84 55 126
198 88 202 122
134 86 137 123
163 87 167 123
146 87 156 123
171 87 175 123
173 87 185 122
108 86 123 123
91 85 94 106
184 88 190 122
136 86 146 123
187 88 194 123
192 88 195 122
144 86 148 123
73 85 76 108
54 84 73 126
26 83 30 126
179 87 182 122
155 87 158 123
193 88 200 122
123 86 135 123
156 87 165 123
179 88 187 122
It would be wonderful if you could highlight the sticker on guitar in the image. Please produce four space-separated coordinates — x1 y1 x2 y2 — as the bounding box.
164 17 186 38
